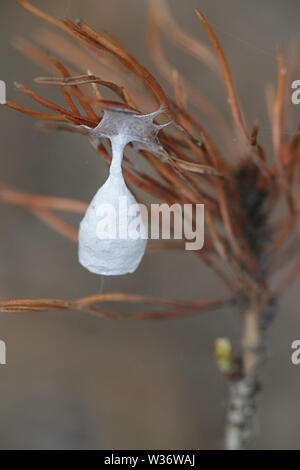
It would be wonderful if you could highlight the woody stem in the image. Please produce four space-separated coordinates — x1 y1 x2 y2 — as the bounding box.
224 295 274 450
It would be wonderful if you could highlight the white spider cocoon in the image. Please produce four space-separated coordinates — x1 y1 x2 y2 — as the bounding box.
78 169 147 275
78 108 168 276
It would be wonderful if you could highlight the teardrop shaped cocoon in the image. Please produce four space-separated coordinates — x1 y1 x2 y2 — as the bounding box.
78 174 147 275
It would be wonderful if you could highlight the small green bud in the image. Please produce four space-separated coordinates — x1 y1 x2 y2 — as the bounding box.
214 338 233 373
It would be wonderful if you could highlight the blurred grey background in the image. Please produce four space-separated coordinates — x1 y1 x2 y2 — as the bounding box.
0 0 300 450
